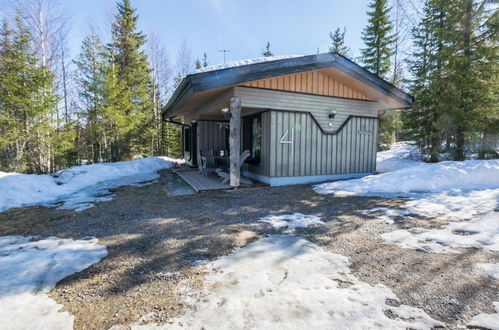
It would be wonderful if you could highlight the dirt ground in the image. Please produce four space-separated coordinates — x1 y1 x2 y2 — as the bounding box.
0 169 497 329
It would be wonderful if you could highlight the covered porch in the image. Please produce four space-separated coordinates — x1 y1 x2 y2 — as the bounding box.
174 94 266 188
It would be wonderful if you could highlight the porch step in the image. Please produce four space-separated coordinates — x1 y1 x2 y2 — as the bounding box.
173 168 231 193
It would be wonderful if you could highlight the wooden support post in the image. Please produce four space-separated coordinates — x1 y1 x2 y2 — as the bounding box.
229 97 241 187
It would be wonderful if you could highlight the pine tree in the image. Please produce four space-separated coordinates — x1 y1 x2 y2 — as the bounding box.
329 27 350 56
108 0 154 161
360 0 395 78
263 42 273 57
202 52 208 67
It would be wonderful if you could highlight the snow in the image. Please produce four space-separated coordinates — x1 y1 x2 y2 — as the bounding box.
133 235 442 330
314 159 499 197
195 55 303 74
382 210 499 253
477 263 499 280
376 141 422 173
258 213 324 232
467 302 499 330
314 150 499 253
0 157 179 213
0 235 107 329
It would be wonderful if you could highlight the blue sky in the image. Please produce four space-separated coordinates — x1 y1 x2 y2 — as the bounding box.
60 0 371 65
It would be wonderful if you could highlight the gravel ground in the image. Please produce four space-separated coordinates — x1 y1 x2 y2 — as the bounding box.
0 169 497 329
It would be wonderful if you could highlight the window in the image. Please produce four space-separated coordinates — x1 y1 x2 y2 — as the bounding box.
243 113 262 164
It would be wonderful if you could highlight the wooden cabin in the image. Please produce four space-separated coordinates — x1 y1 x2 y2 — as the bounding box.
162 53 412 186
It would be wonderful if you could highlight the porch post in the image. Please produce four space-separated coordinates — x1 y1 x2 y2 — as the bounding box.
229 97 241 187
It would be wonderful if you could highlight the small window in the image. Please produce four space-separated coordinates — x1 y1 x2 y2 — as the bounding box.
184 127 191 152
243 113 262 164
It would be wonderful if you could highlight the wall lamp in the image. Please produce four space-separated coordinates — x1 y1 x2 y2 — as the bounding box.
328 110 337 119
221 107 230 120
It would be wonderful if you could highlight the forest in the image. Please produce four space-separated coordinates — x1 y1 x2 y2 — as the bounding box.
0 0 497 174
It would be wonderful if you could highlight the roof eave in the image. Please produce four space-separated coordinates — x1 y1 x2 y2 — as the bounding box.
162 52 414 118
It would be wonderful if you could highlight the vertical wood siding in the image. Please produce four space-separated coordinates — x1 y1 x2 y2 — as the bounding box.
268 111 378 177
241 70 372 100
196 120 228 165
234 87 378 133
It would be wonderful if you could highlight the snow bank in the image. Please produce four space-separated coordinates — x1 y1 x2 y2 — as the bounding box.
195 55 302 73
0 157 178 212
258 213 324 232
376 141 422 173
0 235 107 329
314 159 499 197
134 235 442 330
468 302 499 330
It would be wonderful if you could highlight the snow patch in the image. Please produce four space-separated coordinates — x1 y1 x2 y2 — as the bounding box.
315 158 499 253
376 141 422 173
0 236 107 329
468 302 499 330
0 157 180 213
258 213 324 232
477 263 499 280
382 209 499 253
195 55 303 73
133 235 442 330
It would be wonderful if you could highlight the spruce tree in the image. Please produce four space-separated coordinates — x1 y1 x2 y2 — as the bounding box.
329 27 350 56
263 42 273 57
404 0 456 162
405 0 497 161
74 32 108 163
202 52 208 67
194 58 202 70
108 0 154 161
0 16 58 173
360 0 395 78
447 0 498 160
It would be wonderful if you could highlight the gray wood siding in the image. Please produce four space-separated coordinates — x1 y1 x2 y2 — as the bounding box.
268 111 378 177
234 86 378 133
196 120 228 165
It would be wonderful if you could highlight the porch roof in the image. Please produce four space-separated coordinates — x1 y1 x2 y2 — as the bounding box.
162 52 414 120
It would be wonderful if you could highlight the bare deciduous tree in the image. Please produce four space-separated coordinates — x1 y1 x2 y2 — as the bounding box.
148 33 173 154
174 39 193 87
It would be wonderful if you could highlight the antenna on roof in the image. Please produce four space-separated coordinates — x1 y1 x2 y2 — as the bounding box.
218 49 231 63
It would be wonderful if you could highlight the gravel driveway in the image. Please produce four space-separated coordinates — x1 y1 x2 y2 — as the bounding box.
0 169 497 329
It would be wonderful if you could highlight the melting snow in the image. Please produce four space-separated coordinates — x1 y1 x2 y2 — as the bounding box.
376 141 422 173
133 235 442 330
314 159 499 197
467 302 499 330
0 157 180 213
477 263 499 280
194 55 303 73
0 236 107 329
314 153 499 253
258 213 324 232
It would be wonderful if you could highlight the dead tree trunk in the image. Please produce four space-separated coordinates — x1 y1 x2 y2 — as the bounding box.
229 97 241 187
